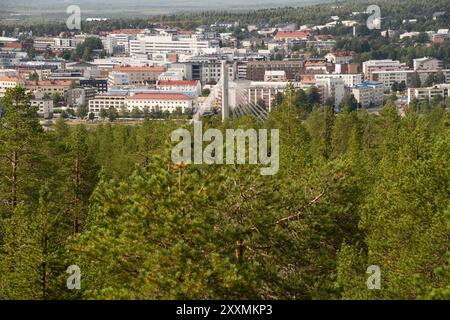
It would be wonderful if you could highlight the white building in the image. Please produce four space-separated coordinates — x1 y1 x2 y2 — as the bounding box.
352 81 384 107
125 93 194 113
107 33 135 53
315 77 345 106
325 51 355 64
158 70 184 81
370 69 411 91
88 94 127 115
413 57 444 71
0 76 21 97
129 34 217 56
156 80 202 96
52 37 84 50
315 73 363 88
31 99 53 118
108 71 130 87
408 84 450 104
264 70 287 82
363 59 403 78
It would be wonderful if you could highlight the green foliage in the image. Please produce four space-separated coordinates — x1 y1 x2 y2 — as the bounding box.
0 81 449 300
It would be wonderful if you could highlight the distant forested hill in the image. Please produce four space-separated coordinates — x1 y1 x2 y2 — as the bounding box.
1 0 333 15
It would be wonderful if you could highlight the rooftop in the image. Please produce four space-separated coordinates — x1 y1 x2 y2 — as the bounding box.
126 93 191 101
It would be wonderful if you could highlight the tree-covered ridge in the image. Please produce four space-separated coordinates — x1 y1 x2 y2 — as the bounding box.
2 0 449 34
0 86 449 299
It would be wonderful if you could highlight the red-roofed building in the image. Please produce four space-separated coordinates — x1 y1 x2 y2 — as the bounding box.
112 66 167 84
126 92 194 113
1 42 22 51
156 80 202 96
325 51 356 64
274 30 311 41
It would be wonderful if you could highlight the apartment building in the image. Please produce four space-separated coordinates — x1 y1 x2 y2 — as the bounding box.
246 60 304 81
0 76 22 97
88 93 128 115
156 80 202 96
352 81 384 107
79 79 108 93
315 73 363 88
315 77 345 106
407 84 450 104
370 69 412 92
66 87 97 107
125 93 194 113
31 99 53 119
25 80 72 96
106 33 135 53
413 57 444 71
33 37 55 51
362 59 405 79
52 37 85 51
325 51 355 64
111 66 167 85
108 71 130 87
247 81 295 111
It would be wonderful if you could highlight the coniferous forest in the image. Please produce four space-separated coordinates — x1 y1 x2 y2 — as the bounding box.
0 86 449 300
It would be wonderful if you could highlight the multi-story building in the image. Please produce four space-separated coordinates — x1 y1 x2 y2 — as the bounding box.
108 71 130 87
315 77 345 106
264 70 287 82
0 76 22 97
66 87 97 107
246 60 304 81
362 59 405 79
247 81 294 111
129 34 216 56
413 57 444 71
25 80 72 96
79 79 108 93
274 30 311 41
106 33 135 53
31 99 53 119
156 80 202 96
125 93 194 113
315 73 363 88
352 81 384 107
52 37 85 51
88 93 128 115
325 51 355 64
111 66 166 85
407 84 450 104
33 37 56 51
370 69 412 92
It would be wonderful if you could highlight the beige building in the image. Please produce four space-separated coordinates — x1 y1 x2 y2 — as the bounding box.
111 66 166 85
408 84 450 104
352 81 384 107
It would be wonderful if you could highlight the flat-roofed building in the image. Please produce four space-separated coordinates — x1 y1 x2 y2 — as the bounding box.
408 84 450 104
129 34 216 56
111 66 166 85
352 81 384 107
156 80 202 96
246 60 304 81
88 93 127 115
125 93 194 113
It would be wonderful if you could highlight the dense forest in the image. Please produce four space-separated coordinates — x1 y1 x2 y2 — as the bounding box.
0 86 448 299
